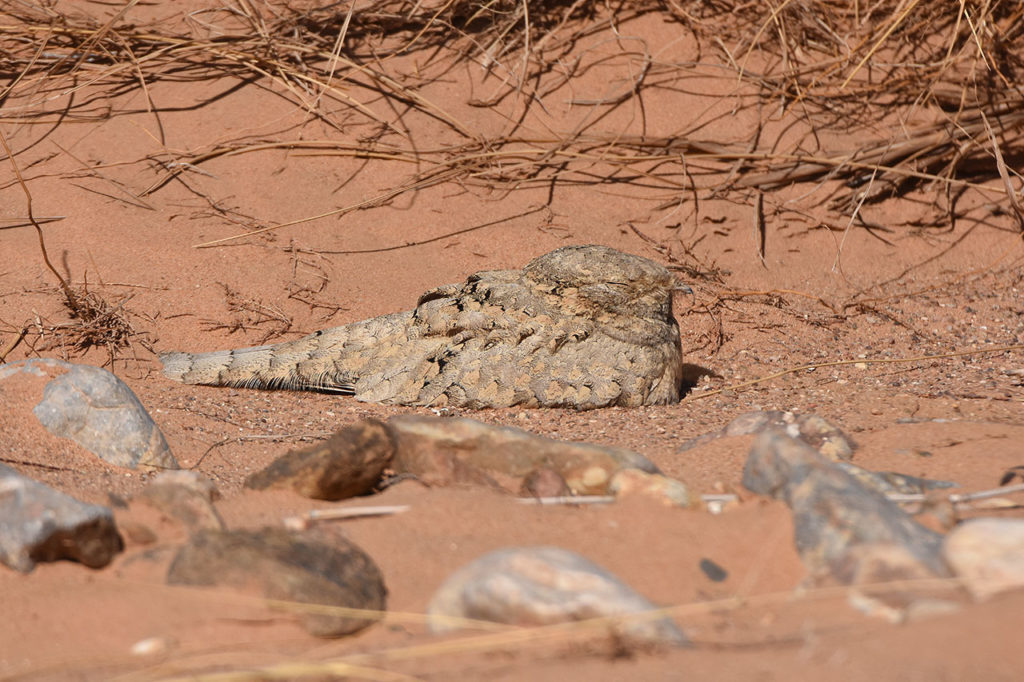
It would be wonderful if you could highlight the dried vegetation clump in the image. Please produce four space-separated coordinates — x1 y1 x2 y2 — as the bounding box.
30 286 151 362
3 1 1021 208
1 0 1022 358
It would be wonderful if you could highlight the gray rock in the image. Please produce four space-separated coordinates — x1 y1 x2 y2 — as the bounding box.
387 415 659 496
944 518 1024 599
138 471 224 532
167 527 386 637
742 430 949 583
682 410 856 461
427 546 687 648
0 463 123 572
245 420 394 500
1 359 176 470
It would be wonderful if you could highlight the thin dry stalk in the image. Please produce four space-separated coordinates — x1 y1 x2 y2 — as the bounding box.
0 126 80 315
0 327 28 362
1 122 148 365
2 0 1022 249
980 110 1024 232
203 284 294 344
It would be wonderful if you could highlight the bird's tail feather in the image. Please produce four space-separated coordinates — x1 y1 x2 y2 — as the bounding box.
159 343 355 394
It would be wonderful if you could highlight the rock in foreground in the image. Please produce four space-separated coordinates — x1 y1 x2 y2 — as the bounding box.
0 463 123 572
681 410 856 461
167 527 386 637
0 359 176 470
944 518 1024 600
427 546 687 648
245 419 394 500
608 468 690 507
742 429 949 583
138 471 224 532
245 414 688 504
388 415 660 495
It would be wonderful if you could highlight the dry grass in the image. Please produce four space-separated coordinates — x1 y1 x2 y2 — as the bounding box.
2 1 1021 216
28 284 153 363
0 122 151 366
203 282 294 344
0 0 1021 356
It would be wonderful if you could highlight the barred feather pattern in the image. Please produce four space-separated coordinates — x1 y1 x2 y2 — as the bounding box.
160 245 685 409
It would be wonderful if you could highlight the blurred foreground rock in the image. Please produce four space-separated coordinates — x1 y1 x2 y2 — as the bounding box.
742 429 950 583
247 415 681 501
0 463 123 572
245 419 394 500
835 462 957 497
167 527 386 637
138 471 224 532
681 410 856 461
608 468 691 507
427 546 687 648
387 415 661 495
0 358 177 470
944 518 1024 600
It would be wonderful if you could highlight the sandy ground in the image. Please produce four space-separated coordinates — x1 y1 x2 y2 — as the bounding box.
2 2 1024 680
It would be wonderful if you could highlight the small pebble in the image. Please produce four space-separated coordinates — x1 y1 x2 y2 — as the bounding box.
699 558 728 582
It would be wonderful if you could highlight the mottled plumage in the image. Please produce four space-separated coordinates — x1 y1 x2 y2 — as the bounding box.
160 245 685 409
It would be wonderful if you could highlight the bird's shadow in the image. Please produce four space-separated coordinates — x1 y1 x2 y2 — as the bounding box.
679 363 720 398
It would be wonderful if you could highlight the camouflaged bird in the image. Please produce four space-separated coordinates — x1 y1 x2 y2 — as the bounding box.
160 245 685 409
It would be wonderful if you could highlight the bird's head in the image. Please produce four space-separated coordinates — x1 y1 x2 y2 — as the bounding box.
524 245 684 331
